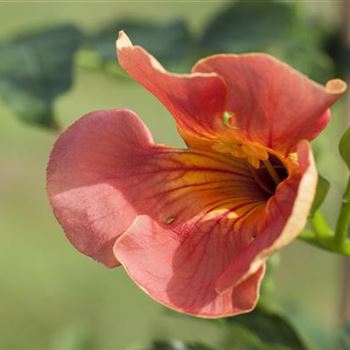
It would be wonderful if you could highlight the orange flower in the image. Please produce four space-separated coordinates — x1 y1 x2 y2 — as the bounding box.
47 32 346 317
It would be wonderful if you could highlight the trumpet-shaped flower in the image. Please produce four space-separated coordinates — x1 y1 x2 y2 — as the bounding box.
47 32 346 317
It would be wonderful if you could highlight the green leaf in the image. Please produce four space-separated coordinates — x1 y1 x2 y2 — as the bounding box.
80 20 194 74
224 304 310 350
326 31 350 78
200 1 298 53
220 324 287 350
148 341 215 350
199 0 333 82
164 304 310 349
340 127 350 170
309 175 331 217
0 25 82 129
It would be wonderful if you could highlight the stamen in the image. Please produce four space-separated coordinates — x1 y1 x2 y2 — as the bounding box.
262 159 281 186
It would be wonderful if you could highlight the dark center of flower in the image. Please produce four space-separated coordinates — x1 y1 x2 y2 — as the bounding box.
249 153 288 199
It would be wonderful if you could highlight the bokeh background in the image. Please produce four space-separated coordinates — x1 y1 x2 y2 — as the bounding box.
0 1 349 349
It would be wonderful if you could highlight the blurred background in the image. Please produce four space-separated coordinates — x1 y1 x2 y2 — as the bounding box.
0 1 349 349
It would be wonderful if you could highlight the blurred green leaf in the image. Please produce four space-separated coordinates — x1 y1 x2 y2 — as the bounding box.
224 305 310 350
164 303 310 349
148 341 215 350
0 25 82 129
80 20 194 74
220 323 287 350
339 127 350 170
310 175 331 217
326 31 350 77
200 1 298 53
199 0 333 82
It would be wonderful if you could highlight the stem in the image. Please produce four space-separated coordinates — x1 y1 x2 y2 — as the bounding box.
299 229 334 252
311 211 332 238
299 229 350 256
299 207 350 256
263 159 281 185
335 177 350 247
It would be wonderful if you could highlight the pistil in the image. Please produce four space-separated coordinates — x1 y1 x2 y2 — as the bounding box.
263 159 281 185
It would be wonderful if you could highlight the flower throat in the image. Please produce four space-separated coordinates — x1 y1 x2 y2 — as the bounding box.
249 154 288 197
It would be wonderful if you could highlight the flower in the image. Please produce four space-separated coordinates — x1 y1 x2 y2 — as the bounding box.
47 31 346 318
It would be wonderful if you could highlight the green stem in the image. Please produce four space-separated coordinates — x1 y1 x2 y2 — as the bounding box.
299 230 332 252
335 177 350 247
299 229 350 256
310 211 332 238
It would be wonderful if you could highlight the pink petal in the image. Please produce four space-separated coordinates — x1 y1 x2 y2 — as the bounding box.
215 140 317 293
193 54 346 153
114 215 265 317
47 109 265 268
114 141 316 317
48 108 316 317
116 31 227 143
47 109 153 267
114 141 317 317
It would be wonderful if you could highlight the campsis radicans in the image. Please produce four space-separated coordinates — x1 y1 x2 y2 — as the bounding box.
47 32 346 317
